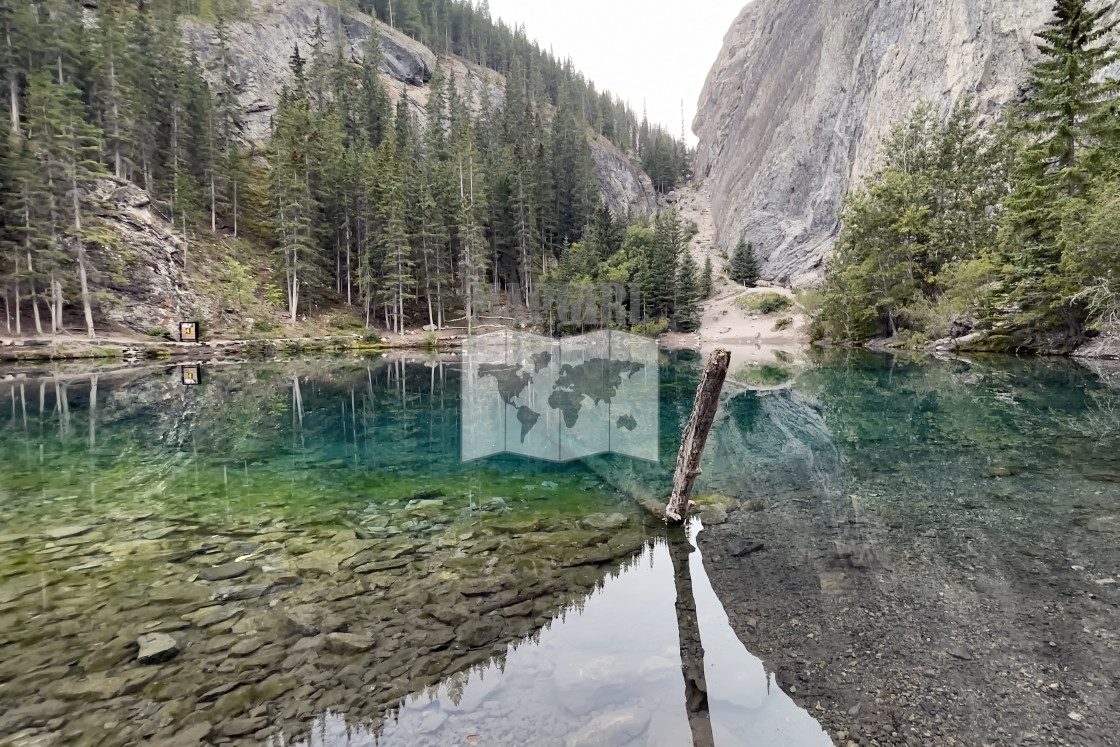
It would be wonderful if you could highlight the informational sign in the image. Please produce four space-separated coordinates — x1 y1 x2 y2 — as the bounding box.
181 365 201 386
461 330 659 463
179 322 199 343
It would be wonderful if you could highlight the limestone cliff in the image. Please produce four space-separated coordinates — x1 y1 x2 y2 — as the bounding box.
694 0 1120 285
182 0 656 217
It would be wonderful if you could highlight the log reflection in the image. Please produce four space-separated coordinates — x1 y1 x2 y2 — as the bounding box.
669 527 716 747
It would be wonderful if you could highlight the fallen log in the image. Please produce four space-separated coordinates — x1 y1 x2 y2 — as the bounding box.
665 348 731 524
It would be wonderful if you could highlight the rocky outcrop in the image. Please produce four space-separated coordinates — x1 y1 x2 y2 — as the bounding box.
183 0 656 216
89 178 214 334
181 0 437 145
590 133 659 217
694 0 1120 285
1074 331 1120 361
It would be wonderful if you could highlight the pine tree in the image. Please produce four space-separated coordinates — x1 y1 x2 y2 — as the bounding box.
676 250 701 332
701 255 713 299
360 36 391 148
26 71 107 337
999 0 1120 338
270 73 321 323
1004 1 1120 258
730 237 761 287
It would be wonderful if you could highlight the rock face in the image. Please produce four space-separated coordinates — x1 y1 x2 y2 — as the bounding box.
88 178 214 334
183 0 656 216
694 0 1120 285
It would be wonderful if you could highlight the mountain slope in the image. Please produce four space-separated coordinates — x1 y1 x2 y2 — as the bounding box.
693 0 1118 285
183 0 658 217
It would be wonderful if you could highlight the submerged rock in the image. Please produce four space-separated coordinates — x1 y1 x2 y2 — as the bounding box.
564 706 651 747
282 604 347 636
325 632 375 654
136 633 180 664
55 676 128 701
579 513 629 531
196 561 254 582
43 525 94 540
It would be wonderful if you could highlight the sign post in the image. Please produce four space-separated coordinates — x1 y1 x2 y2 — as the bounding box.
179 321 200 343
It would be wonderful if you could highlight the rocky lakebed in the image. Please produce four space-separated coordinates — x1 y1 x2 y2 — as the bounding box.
3 352 1120 746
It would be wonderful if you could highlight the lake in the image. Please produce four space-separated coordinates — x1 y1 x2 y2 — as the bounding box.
1 350 1118 745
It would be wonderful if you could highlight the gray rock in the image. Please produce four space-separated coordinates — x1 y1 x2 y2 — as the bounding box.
282 604 347 636
136 633 181 664
565 707 651 747
325 632 375 654
693 0 1120 284
1086 516 1120 534
44 524 93 539
184 605 244 628
211 584 268 602
579 513 630 532
731 540 766 557
55 676 128 701
196 561 254 582
218 716 268 738
458 618 503 649
167 722 213 746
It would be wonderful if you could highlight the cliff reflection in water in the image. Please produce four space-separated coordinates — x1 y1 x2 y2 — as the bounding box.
296 525 829 747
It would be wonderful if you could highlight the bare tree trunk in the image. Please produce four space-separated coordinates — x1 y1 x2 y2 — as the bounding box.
669 531 716 747
30 281 43 335
68 127 95 339
345 219 353 306
28 253 43 335
13 275 20 335
76 245 95 338
50 273 61 335
665 348 730 524
88 374 98 448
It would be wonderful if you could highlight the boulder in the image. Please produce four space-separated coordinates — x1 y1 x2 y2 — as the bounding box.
197 561 254 582
136 633 181 664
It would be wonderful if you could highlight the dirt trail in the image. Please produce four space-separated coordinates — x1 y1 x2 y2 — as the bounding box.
664 183 810 367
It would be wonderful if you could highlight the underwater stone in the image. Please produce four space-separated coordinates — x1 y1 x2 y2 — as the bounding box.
325 632 375 654
564 707 651 747
196 561 254 582
136 633 180 664
282 604 347 636
43 525 94 540
579 513 629 531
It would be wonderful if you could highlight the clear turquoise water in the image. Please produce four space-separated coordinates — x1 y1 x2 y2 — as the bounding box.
2 350 1119 745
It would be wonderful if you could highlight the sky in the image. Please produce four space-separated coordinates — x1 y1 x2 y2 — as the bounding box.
485 0 749 144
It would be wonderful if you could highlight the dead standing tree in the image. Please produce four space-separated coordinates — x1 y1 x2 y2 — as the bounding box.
665 348 731 524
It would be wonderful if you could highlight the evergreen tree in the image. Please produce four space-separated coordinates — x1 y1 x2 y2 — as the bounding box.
25 70 107 337
730 237 761 288
997 0 1119 340
700 255 713 299
676 250 700 332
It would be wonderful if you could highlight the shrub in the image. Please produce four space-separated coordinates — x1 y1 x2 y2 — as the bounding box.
631 317 670 337
774 317 793 331
146 327 171 338
251 318 278 336
263 283 285 308
736 292 792 315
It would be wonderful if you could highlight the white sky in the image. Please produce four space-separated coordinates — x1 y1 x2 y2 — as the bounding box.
485 0 749 144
